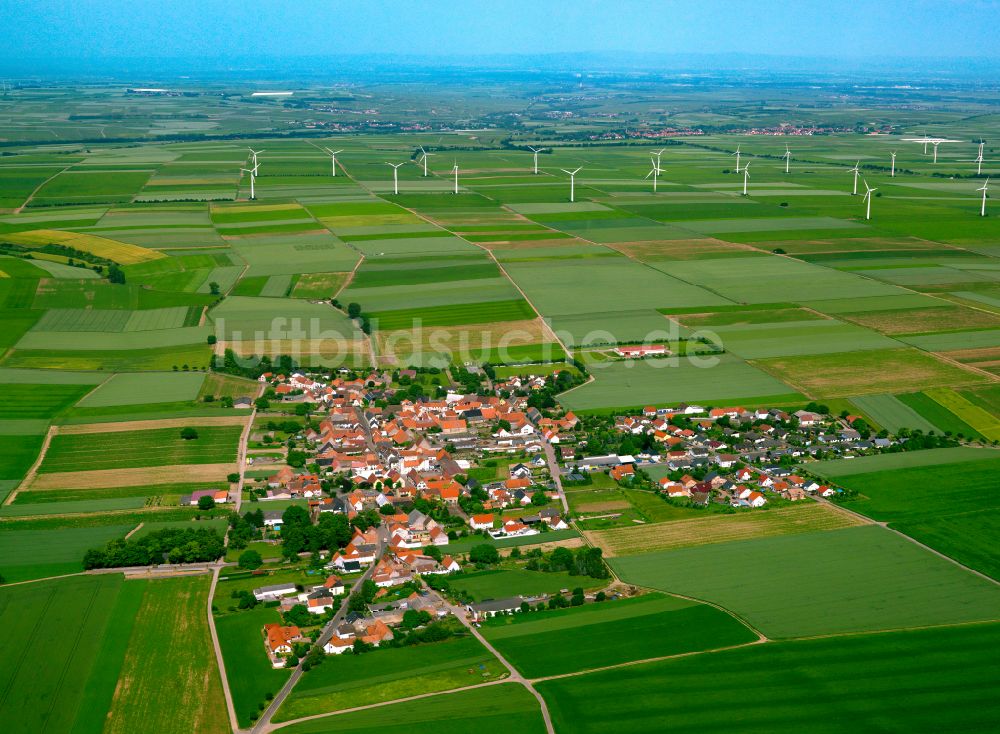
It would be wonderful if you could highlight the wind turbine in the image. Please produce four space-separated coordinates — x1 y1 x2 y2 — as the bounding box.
782 145 791 174
644 157 664 193
386 162 404 195
527 146 547 174
417 147 435 177
248 147 264 168
977 178 989 217
561 167 582 202
849 161 861 195
323 148 343 177
932 140 941 163
976 141 985 176
452 161 459 195
240 161 260 200
652 148 666 168
862 179 877 221
890 151 897 177
742 163 751 196
731 144 742 173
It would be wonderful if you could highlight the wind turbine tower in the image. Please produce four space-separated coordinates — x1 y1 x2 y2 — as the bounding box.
561 167 582 202
323 148 343 177
976 141 985 176
863 179 877 221
732 144 742 173
890 151 897 177
742 163 751 196
978 178 990 217
645 157 664 193
849 161 861 195
240 162 259 200
386 162 404 195
452 161 459 195
782 145 791 174
527 146 547 175
418 147 435 177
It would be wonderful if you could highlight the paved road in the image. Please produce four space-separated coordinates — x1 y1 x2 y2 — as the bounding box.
542 439 569 515
252 527 388 734
234 406 258 514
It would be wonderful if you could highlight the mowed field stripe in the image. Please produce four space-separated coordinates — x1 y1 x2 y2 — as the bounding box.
58 415 250 435
586 502 868 557
28 463 237 490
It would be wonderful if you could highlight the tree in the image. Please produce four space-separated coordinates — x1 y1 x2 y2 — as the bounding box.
282 504 311 529
422 544 443 562
379 503 396 516
209 281 221 295
402 609 431 629
469 544 500 565
239 549 263 570
227 473 240 483
530 490 549 507
255 396 270 410
347 302 362 318
207 334 217 345
180 427 199 440
197 495 216 511
107 264 126 284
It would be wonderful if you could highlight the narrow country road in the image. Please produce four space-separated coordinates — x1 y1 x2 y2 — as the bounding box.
449 604 556 734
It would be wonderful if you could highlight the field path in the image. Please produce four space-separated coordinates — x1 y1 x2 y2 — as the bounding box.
4 424 58 505
14 164 73 213
206 565 242 734
448 603 556 734
234 401 260 513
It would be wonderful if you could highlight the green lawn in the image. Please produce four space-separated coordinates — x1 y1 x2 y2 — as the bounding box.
450 568 603 602
275 635 506 721
537 622 1000 734
277 683 546 734
481 593 757 678
610 525 1000 638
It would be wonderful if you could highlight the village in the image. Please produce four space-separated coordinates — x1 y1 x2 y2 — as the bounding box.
196 362 960 672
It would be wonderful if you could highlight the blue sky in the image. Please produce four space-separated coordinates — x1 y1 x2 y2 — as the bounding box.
2 0 998 61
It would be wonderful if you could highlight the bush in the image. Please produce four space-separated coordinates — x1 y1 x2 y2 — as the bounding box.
469 543 500 565
180 427 199 440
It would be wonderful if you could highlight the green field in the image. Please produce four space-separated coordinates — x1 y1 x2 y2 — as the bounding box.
833 454 1000 579
39 424 242 473
809 446 998 477
214 605 291 728
537 622 1000 734
481 593 757 678
0 522 133 581
611 525 1000 638
0 574 144 734
0 382 94 419
104 575 228 734
275 635 506 721
277 683 546 734
75 371 205 407
560 354 797 411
